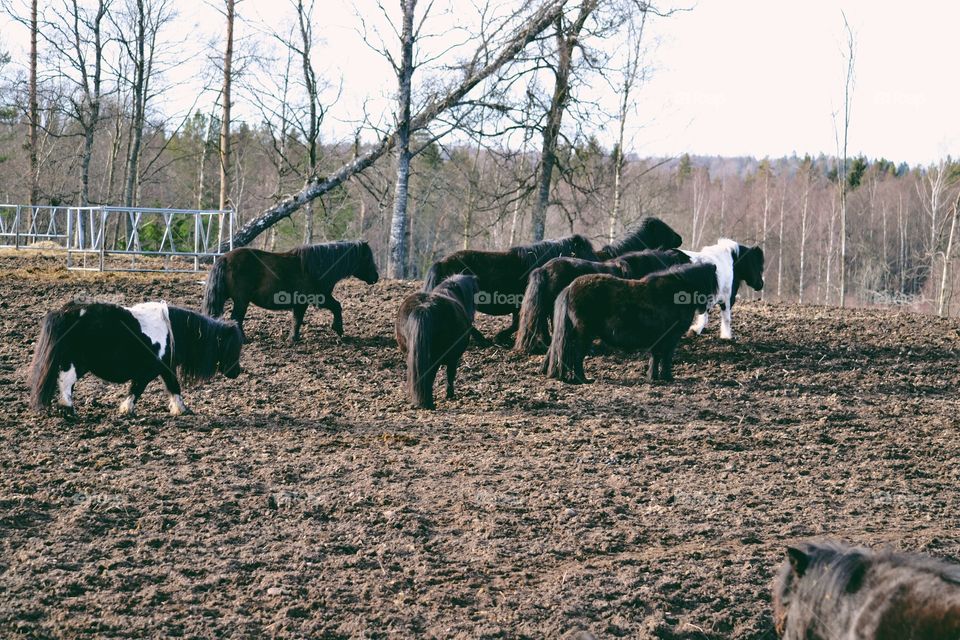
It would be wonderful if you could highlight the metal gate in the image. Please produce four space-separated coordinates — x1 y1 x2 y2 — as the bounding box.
0 205 236 272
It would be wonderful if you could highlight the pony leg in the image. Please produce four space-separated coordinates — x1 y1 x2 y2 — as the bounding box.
470 327 492 346
57 364 78 416
647 354 659 381
494 312 520 344
118 378 149 416
324 295 344 336
719 304 734 340
159 369 191 416
688 310 708 336
445 355 461 400
289 304 307 342
230 299 249 342
659 351 675 381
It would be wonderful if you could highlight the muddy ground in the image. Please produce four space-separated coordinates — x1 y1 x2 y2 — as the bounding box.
0 250 958 639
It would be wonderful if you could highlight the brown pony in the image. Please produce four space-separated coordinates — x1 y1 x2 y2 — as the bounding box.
422 235 597 345
203 241 379 342
543 263 717 383
514 248 691 354
773 540 960 639
395 274 479 409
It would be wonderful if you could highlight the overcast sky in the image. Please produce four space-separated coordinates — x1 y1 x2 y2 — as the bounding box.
2 0 956 166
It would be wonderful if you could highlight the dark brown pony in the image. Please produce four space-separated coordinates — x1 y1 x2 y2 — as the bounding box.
395 274 479 409
543 263 717 383
514 249 691 354
203 241 379 342
421 234 597 344
594 217 683 260
773 540 960 639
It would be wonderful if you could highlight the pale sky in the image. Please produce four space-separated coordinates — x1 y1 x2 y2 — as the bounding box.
1 0 956 166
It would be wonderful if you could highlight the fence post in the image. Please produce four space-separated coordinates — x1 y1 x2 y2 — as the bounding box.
99 207 106 271
14 205 21 249
66 208 73 268
194 211 200 271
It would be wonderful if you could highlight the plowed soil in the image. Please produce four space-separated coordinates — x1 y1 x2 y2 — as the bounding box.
1 250 959 639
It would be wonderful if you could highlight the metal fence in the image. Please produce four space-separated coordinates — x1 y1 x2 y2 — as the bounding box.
0 204 235 272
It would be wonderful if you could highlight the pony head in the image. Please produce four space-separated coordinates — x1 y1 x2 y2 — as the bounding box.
566 234 598 260
640 217 683 249
735 244 765 291
355 241 380 285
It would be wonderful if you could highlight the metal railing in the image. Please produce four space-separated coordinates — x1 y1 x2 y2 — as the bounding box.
0 204 235 272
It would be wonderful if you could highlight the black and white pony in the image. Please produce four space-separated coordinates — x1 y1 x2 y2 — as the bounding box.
682 238 765 340
29 301 243 417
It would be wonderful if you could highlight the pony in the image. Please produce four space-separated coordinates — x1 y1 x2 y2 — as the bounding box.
422 235 597 344
594 217 683 260
395 274 480 409
203 241 379 342
542 262 717 384
773 540 960 639
29 301 243 417
682 238 764 340
514 249 691 354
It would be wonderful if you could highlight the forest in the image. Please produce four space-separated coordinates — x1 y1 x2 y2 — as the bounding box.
1 0 959 316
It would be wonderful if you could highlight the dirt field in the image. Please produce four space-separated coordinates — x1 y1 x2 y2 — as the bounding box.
1 250 959 639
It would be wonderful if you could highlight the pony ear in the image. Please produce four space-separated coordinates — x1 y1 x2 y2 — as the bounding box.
786 546 811 577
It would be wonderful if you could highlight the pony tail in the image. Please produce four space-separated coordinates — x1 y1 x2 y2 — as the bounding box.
422 262 442 292
515 268 551 354
406 307 436 409
29 309 71 412
202 258 229 317
543 288 578 381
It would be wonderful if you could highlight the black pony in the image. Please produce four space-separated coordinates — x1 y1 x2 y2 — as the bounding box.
543 263 717 383
514 248 691 354
594 217 683 260
395 274 479 409
773 540 960 639
29 301 242 417
422 235 596 344
203 241 379 342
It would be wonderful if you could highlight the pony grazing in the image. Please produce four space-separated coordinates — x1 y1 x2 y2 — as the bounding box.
29 301 242 417
203 241 379 342
773 540 960 639
682 238 764 340
395 274 480 409
422 235 596 344
543 263 717 384
514 248 691 354
594 217 683 260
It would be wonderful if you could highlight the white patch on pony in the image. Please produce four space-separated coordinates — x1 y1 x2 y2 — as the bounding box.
127 301 171 358
118 394 136 416
168 394 189 416
682 238 740 339
79 309 86 317
57 364 77 407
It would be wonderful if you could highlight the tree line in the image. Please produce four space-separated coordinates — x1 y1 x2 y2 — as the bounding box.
1 0 958 316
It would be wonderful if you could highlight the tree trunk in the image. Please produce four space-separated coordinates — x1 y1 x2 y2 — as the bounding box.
937 194 959 316
531 1 596 242
798 178 810 304
28 0 39 206
219 0 235 211
386 0 416 279
123 0 147 207
777 181 785 298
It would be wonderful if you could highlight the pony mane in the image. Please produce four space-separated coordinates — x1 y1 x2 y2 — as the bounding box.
167 306 240 385
509 234 595 271
598 217 681 258
293 241 369 285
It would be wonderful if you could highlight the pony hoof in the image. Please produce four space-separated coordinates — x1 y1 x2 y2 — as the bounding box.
57 405 76 419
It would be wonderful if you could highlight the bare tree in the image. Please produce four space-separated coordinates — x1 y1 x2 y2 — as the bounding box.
219 0 235 211
220 0 569 252
834 10 855 307
28 0 38 205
